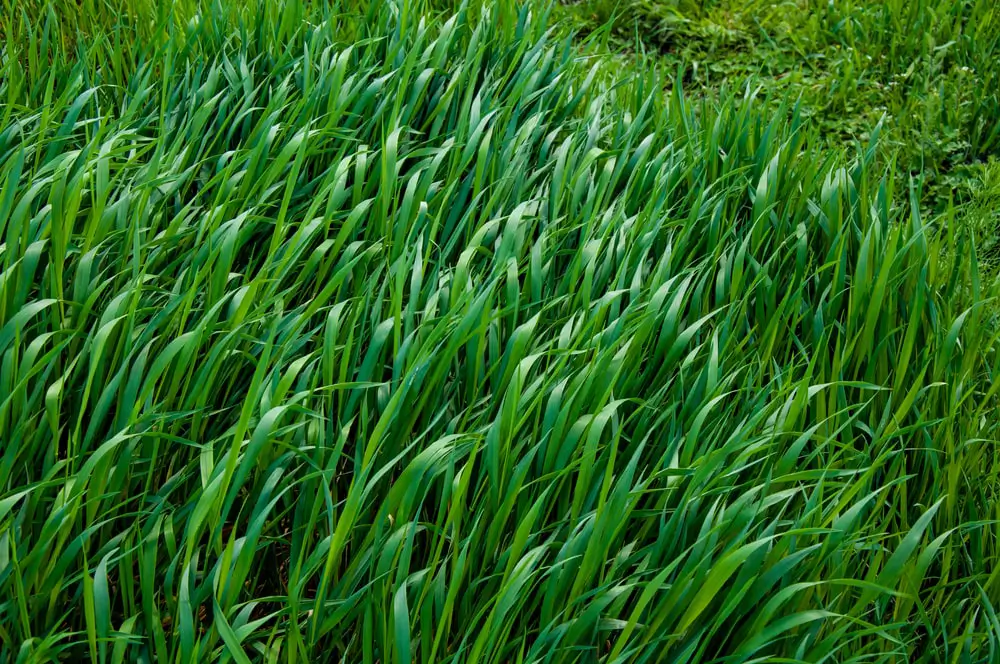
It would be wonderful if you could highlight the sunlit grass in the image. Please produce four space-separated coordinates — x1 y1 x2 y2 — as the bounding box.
1 1 1000 662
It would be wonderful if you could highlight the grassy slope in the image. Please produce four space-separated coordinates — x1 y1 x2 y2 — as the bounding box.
1 0 1000 662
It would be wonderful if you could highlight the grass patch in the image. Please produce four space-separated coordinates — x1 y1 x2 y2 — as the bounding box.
560 0 1000 211
1 0 1000 662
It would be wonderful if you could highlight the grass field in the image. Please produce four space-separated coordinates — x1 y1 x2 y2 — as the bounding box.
2 0 1000 662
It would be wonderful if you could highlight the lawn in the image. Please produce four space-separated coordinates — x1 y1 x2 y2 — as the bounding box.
1 0 1000 662
562 1 1000 199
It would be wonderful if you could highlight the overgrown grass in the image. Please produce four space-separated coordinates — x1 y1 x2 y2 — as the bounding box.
2 0 1000 662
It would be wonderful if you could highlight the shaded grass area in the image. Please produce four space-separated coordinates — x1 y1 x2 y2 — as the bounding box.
1 0 1000 662
560 0 1000 215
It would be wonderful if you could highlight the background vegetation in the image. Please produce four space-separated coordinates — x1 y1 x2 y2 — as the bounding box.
1 0 999 662
561 0 1000 261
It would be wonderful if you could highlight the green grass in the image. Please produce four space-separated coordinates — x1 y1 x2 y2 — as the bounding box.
2 0 1000 662
560 0 1000 213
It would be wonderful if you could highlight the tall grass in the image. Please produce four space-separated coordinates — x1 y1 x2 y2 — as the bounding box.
2 0 999 661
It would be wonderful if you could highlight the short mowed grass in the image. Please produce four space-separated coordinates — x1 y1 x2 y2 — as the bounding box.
2 0 1000 662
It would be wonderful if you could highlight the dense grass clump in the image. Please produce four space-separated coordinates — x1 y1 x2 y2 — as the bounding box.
2 1 1000 662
